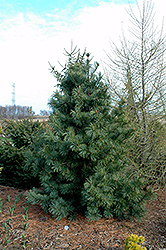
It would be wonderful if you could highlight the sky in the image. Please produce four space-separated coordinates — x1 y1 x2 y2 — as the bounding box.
0 0 165 114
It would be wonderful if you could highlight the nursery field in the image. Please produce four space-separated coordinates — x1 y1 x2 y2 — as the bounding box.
0 185 165 250
1 2 166 249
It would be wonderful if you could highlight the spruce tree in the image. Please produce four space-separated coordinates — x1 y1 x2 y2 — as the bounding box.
27 48 152 220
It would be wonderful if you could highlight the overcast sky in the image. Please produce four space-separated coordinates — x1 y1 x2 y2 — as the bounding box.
0 0 165 114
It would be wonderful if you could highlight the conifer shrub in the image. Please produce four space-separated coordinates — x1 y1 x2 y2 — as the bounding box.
0 119 44 188
124 234 147 250
26 48 153 220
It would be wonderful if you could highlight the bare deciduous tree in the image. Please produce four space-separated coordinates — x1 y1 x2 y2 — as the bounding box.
105 0 166 186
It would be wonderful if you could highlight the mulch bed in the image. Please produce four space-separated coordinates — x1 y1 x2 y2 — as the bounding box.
0 185 165 250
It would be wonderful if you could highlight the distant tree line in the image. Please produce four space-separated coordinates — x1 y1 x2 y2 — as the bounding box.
0 105 35 119
39 110 52 116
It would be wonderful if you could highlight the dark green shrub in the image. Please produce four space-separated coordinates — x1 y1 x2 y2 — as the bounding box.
0 118 44 188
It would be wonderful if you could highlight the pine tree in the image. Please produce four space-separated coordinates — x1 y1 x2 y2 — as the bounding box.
27 48 152 220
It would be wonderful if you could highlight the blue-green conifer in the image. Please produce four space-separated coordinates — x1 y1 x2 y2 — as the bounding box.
27 48 152 220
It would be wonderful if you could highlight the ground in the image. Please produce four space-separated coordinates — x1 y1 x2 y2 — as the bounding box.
0 185 165 250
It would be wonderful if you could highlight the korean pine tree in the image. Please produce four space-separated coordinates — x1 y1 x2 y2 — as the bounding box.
26 48 152 220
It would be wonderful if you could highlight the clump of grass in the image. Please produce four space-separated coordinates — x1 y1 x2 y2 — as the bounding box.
22 221 29 230
22 233 26 249
9 206 14 216
22 204 29 230
15 195 19 204
4 234 11 245
3 222 10 233
19 192 23 199
2 191 30 249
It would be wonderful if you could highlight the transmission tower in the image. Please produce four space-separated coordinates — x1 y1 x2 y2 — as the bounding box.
12 83 15 106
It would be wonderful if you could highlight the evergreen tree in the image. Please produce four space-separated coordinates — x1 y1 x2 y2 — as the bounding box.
27 48 152 220
0 119 42 188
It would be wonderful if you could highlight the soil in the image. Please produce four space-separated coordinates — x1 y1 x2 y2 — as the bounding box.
0 185 165 250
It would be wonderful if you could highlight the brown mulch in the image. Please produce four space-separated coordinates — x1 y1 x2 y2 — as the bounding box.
0 185 165 250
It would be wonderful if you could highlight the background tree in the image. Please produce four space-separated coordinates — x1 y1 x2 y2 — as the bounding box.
39 110 52 116
0 105 35 119
105 0 166 187
26 48 152 221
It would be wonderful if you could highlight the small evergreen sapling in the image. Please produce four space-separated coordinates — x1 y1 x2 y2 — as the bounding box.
27 48 152 220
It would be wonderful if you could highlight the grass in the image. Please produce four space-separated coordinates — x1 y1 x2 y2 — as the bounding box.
1 194 29 249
